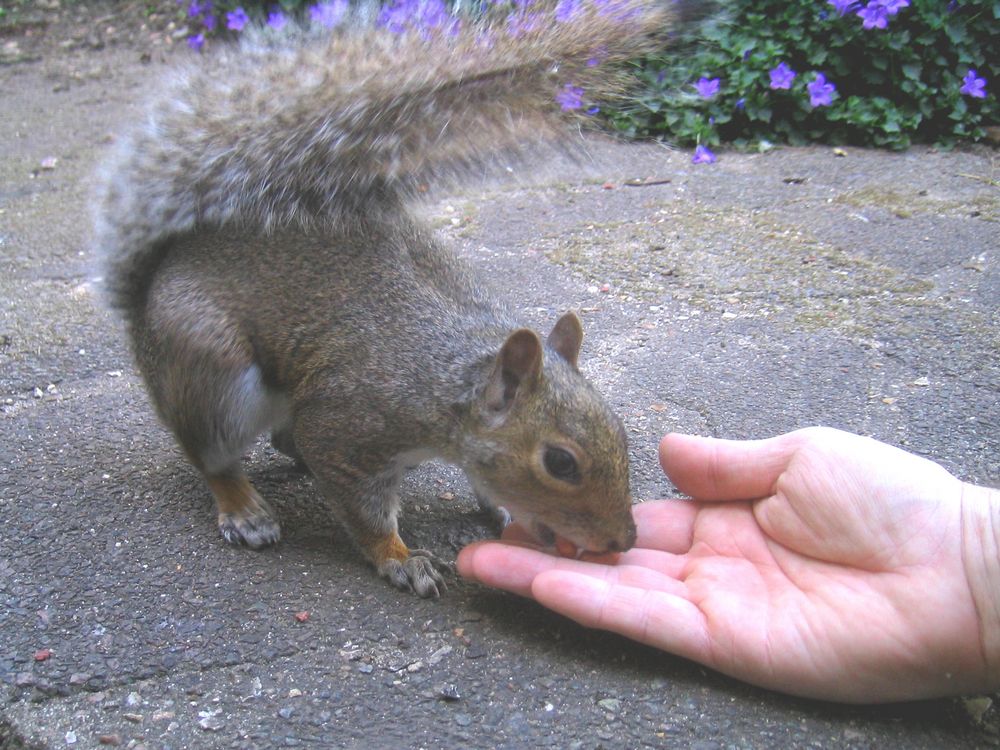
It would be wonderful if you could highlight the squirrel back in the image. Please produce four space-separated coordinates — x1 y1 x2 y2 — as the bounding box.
95 0 671 311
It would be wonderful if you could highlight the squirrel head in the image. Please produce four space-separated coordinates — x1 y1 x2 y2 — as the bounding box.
462 312 635 556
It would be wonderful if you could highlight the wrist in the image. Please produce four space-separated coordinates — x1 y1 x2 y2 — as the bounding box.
961 481 1000 690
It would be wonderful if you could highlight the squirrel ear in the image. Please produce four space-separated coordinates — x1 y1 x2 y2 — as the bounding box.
546 311 583 369
485 329 543 413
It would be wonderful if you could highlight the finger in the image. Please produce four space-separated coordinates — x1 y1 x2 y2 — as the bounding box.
530 570 712 665
658 431 807 501
632 499 697 553
456 541 577 596
617 547 688 578
457 541 687 596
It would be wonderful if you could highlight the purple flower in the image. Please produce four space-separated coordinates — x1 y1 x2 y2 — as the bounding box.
420 0 460 33
554 0 581 23
960 69 987 99
807 73 836 107
735 98 746 111
187 32 205 51
769 62 797 90
556 84 585 112
187 1 212 17
694 77 720 99
857 1 890 29
594 0 640 22
377 0 414 33
827 0 858 16
267 10 287 29
507 11 541 36
378 0 458 36
881 0 910 13
202 12 217 31
692 145 716 164
310 0 349 29
586 47 607 68
226 7 248 31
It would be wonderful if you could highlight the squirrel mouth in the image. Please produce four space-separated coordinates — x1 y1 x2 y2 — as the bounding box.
532 522 582 559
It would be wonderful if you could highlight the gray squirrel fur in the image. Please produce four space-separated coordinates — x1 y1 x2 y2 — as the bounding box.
96 1 671 596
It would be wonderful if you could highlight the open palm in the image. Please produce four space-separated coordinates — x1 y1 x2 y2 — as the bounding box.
457 428 995 702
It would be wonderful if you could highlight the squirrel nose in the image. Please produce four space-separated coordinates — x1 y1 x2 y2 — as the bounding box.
605 516 637 553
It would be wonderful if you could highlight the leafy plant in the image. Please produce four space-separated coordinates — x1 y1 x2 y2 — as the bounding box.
608 0 998 151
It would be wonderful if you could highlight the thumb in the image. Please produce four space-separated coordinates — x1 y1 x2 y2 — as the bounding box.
659 430 812 502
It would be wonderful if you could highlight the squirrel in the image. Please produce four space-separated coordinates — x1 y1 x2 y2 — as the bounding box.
95 0 674 597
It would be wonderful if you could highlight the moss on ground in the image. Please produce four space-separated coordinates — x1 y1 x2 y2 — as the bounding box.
833 184 1000 222
539 201 945 338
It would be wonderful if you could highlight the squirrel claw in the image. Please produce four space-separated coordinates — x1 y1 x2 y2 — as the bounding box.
475 492 512 530
218 506 281 550
379 550 450 598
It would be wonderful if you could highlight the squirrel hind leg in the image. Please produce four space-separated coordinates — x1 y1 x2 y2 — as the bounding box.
191 365 285 550
149 353 286 549
208 472 281 550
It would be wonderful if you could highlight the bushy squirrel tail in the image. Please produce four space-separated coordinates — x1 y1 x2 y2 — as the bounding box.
96 0 673 310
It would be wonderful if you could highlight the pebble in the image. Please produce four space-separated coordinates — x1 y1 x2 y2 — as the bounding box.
464 643 486 659
428 645 452 665
198 712 224 731
597 698 621 713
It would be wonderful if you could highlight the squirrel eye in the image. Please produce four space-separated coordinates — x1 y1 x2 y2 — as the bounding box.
543 446 580 484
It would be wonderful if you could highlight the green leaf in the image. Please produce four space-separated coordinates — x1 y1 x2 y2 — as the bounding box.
610 0 997 148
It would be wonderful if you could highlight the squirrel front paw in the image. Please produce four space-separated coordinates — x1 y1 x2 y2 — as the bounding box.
475 491 512 530
377 549 451 598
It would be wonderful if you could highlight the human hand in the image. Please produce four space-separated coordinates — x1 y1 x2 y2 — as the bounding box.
457 427 1000 703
